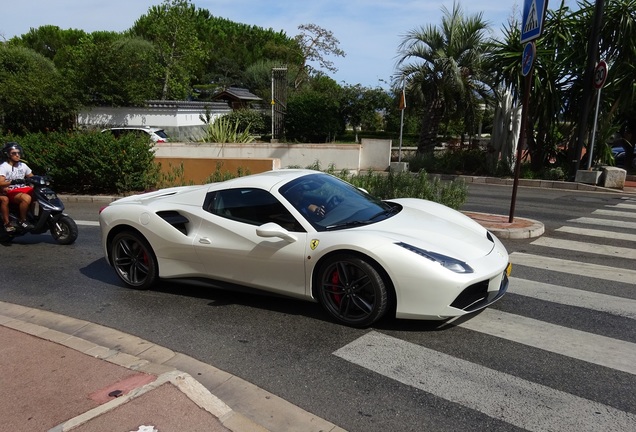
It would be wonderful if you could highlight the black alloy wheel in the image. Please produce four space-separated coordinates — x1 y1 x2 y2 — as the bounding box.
316 254 389 327
111 231 158 289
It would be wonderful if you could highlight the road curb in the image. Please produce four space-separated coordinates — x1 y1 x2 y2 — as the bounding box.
463 211 545 239
0 301 345 432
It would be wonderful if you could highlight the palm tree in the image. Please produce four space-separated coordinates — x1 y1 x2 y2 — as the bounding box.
396 1 492 154
487 1 579 171
488 0 636 172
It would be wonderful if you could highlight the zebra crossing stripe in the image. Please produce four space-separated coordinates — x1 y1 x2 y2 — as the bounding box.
509 252 636 284
610 203 636 210
569 217 636 229
455 309 636 375
509 277 636 319
592 209 636 219
334 331 636 432
556 226 636 242
530 237 636 260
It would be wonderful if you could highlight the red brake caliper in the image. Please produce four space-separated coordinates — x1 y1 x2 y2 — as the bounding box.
331 270 342 305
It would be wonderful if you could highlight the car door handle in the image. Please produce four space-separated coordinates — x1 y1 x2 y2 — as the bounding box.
199 237 212 244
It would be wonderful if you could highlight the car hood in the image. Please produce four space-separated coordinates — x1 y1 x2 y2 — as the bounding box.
363 198 495 260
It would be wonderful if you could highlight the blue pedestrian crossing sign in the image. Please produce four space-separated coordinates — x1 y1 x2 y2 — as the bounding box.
521 0 548 43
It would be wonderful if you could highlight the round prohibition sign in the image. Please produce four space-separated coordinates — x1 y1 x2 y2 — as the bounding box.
521 42 536 77
593 60 608 89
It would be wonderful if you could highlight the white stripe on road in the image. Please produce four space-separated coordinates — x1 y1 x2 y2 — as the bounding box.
509 277 636 319
530 237 636 259
455 308 636 375
592 209 636 219
76 220 99 226
556 226 636 242
569 217 636 230
610 203 636 210
334 332 636 432
510 252 636 284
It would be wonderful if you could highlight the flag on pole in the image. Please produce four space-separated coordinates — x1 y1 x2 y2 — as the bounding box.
398 85 406 110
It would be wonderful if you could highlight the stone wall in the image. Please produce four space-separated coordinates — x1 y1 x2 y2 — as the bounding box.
153 138 392 173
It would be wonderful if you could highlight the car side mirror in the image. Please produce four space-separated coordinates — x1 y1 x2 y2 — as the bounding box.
256 222 297 242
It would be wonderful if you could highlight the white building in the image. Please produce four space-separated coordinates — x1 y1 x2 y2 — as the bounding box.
77 100 232 141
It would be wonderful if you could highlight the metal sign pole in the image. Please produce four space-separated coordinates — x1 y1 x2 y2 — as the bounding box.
586 60 608 170
509 41 536 223
586 87 602 170
509 70 533 223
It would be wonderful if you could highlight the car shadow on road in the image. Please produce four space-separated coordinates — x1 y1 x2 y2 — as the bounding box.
80 257 481 331
80 257 329 321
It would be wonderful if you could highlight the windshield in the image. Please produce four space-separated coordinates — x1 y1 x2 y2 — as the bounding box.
279 173 398 231
155 130 169 139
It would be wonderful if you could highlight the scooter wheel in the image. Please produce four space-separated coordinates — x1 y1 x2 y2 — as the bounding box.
50 215 79 245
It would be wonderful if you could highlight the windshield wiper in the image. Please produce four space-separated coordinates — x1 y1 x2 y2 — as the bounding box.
368 205 400 221
325 220 372 230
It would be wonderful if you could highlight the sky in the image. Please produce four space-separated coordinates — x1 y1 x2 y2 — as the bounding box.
0 0 569 88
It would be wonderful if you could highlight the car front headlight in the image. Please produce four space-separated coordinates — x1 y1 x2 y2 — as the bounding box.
396 242 474 273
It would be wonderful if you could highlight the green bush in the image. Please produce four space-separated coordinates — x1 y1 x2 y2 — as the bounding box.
338 170 467 210
285 91 344 142
1 131 158 194
224 109 268 135
409 149 489 175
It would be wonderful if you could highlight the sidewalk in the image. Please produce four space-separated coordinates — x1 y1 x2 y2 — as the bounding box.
0 302 345 432
2 176 634 432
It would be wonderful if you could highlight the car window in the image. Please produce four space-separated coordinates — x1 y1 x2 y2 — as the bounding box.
203 188 305 232
154 130 169 139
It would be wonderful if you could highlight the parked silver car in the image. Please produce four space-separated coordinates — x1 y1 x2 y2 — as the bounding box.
102 127 169 143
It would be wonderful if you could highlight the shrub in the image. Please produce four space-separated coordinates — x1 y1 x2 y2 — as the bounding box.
338 170 467 210
413 148 489 175
1 131 158 194
202 116 255 143
224 109 268 135
285 91 344 142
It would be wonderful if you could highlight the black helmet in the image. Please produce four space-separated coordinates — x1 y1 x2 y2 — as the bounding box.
2 142 23 160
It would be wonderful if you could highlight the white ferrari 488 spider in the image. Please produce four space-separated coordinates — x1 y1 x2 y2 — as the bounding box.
100 169 510 327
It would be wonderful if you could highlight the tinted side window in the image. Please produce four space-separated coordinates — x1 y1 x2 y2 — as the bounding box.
204 188 305 232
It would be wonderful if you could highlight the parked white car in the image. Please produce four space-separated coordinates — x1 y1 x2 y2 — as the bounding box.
102 127 169 143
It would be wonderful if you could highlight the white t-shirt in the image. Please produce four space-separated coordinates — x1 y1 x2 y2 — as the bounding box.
0 161 32 190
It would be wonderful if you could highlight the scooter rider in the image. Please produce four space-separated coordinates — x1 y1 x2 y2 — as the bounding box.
0 142 35 230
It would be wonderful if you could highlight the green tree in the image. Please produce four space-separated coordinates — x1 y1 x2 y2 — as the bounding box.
131 0 205 100
293 23 345 89
396 1 492 153
0 45 78 133
340 84 393 135
285 76 344 142
9 25 87 65
63 32 161 106
488 0 636 173
192 11 301 90
595 0 636 170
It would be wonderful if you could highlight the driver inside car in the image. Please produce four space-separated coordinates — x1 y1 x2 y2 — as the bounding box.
287 187 327 219
0 142 35 230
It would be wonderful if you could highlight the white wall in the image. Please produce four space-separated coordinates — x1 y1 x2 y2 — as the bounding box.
77 101 232 141
153 139 391 172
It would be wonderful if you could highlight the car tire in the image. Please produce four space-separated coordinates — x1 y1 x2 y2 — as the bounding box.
316 254 389 328
111 231 158 290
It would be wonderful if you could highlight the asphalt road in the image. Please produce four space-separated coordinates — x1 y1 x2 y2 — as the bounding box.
1 184 635 431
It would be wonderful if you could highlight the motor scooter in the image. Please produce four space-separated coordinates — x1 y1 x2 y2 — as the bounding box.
0 175 78 244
